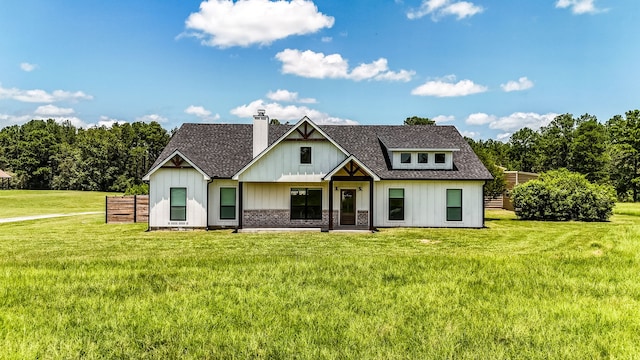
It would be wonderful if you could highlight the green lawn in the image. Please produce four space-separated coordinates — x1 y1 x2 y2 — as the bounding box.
0 192 639 358
0 190 115 218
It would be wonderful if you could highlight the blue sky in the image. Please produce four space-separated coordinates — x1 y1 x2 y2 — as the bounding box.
1 0 638 140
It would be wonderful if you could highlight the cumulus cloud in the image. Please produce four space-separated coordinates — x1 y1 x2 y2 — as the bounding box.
183 0 334 48
460 130 480 139
466 112 559 132
135 114 169 123
407 0 484 20
411 75 487 97
433 115 455 123
20 63 37 72
94 116 128 128
34 105 75 116
0 83 93 103
276 49 415 82
266 89 317 104
231 99 357 125
501 77 534 92
555 0 605 14
185 105 221 122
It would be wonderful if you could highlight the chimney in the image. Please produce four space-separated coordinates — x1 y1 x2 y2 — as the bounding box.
253 109 269 157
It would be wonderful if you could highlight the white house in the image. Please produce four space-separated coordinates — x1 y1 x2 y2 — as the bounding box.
143 111 493 231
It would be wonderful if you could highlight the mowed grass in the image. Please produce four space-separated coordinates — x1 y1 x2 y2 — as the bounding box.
0 190 115 218
0 193 639 359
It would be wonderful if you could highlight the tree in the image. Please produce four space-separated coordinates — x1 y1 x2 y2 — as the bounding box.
607 110 640 201
269 118 281 125
569 115 608 183
537 114 575 171
404 116 435 125
466 138 506 198
507 127 539 172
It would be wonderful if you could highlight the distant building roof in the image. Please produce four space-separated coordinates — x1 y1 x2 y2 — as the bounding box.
0 170 11 179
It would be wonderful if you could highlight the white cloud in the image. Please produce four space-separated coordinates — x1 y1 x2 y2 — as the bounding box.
408 0 483 20
433 115 455 123
460 130 480 139
496 133 512 141
95 116 128 128
466 112 559 132
34 105 75 116
231 99 357 125
0 83 93 103
185 105 221 122
501 77 534 92
135 114 169 123
183 0 334 48
555 0 605 14
321 36 332 43
20 62 37 72
411 75 487 97
465 113 496 125
266 89 317 104
275 49 415 82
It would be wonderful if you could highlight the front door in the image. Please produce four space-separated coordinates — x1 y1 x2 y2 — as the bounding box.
340 189 356 225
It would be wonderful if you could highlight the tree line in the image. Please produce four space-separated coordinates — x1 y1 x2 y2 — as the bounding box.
0 119 169 192
465 110 640 202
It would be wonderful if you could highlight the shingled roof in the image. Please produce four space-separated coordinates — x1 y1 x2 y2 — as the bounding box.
148 122 492 181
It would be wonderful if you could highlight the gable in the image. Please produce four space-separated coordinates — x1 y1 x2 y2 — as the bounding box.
142 150 210 181
233 118 349 182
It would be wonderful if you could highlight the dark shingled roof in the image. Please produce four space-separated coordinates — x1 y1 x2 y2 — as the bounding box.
149 123 492 181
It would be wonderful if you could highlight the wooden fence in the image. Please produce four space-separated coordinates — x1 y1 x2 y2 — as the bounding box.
105 195 149 223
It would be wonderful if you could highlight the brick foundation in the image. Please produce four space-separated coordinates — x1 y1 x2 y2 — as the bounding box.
243 209 329 228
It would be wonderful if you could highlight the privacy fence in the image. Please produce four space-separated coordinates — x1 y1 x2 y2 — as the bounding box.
105 195 149 223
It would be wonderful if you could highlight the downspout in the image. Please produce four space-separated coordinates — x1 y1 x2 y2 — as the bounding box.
369 177 374 232
482 182 486 228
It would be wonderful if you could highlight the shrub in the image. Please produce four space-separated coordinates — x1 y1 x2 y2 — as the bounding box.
124 183 149 195
511 169 615 222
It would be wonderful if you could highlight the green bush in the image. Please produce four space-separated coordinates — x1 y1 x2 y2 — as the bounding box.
512 169 615 221
124 183 149 195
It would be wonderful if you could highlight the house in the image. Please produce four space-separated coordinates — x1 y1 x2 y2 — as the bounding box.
142 111 493 231
0 169 10 190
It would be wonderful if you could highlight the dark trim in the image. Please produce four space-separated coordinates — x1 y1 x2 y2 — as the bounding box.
238 181 243 229
329 179 334 230
369 177 374 231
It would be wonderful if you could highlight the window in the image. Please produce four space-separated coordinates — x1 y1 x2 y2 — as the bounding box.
418 153 429 163
447 189 462 221
220 187 236 220
291 188 322 220
435 153 446 164
300 147 312 164
389 188 404 220
400 153 411 164
170 187 186 221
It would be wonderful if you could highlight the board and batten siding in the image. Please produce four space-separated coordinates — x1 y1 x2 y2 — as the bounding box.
237 141 347 182
208 179 238 227
244 182 329 210
374 180 485 228
148 168 208 228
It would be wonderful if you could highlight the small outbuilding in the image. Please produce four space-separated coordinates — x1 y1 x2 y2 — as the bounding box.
0 169 11 190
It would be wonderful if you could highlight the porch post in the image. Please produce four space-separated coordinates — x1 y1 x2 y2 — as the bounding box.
328 179 334 230
369 177 374 231
238 181 243 229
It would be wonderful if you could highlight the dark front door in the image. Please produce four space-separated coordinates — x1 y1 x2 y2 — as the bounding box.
340 189 356 225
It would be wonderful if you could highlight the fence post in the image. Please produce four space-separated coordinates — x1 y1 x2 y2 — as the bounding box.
134 195 138 223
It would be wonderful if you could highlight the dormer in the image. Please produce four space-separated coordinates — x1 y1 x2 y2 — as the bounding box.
390 148 459 170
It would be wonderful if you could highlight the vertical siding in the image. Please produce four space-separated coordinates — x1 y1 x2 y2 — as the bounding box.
208 179 239 227
374 180 485 228
149 168 208 228
238 141 347 182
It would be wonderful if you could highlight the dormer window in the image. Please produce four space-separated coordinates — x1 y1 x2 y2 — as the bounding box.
400 153 411 164
435 153 446 164
418 153 429 164
300 146 311 164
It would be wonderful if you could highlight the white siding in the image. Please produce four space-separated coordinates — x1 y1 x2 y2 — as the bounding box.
237 141 347 182
149 168 208 228
208 179 239 227
374 180 485 228
244 182 329 210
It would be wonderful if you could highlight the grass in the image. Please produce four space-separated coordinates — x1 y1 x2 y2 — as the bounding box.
0 190 115 218
0 192 639 358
